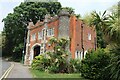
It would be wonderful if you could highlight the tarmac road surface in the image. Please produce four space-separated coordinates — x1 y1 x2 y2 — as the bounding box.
0 57 11 78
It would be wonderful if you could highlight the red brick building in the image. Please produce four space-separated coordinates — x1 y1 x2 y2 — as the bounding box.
24 10 97 65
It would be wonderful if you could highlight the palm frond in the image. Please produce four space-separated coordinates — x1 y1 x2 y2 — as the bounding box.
102 10 107 17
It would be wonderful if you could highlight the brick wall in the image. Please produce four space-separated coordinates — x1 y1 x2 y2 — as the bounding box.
25 11 97 65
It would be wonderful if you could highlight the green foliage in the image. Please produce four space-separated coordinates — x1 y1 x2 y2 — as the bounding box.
31 38 81 73
31 54 52 71
2 2 61 58
83 11 107 48
103 45 120 80
102 5 120 80
104 5 120 44
83 4 120 48
31 55 44 70
81 48 110 80
75 14 81 19
82 4 120 80
30 70 83 78
61 7 74 14
69 59 81 73
109 45 120 80
61 7 81 19
48 38 69 73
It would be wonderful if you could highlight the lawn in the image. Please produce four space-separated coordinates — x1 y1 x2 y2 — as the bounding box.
30 69 89 80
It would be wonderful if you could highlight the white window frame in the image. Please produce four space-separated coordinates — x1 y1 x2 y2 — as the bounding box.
88 33 91 40
47 28 54 37
75 51 81 59
80 52 83 60
38 31 42 40
51 28 54 36
31 33 36 41
75 51 78 59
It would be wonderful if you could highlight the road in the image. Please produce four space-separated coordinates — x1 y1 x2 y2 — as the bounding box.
0 57 11 78
0 57 33 78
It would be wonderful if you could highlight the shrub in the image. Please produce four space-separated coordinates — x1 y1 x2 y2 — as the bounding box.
31 54 51 70
69 59 81 73
31 55 44 71
81 48 110 80
31 38 81 73
103 45 120 80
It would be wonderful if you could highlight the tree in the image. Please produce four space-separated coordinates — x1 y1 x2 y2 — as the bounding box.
105 45 120 80
104 4 120 80
84 5 120 46
62 7 81 19
83 11 108 48
61 7 75 14
103 5 120 44
2 2 61 59
86 4 120 80
83 3 120 80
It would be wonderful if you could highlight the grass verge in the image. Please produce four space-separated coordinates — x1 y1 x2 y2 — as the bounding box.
30 69 89 80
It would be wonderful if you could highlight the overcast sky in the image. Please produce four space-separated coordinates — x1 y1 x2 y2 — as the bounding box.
0 0 119 32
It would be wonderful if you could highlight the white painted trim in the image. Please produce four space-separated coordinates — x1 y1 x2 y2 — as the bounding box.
75 51 81 59
30 43 41 64
75 51 78 59
47 28 54 37
84 50 88 58
80 51 83 60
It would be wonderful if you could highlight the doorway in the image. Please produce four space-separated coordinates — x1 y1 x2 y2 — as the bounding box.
33 45 40 58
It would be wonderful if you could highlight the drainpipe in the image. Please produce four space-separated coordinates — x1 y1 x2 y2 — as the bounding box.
81 23 84 59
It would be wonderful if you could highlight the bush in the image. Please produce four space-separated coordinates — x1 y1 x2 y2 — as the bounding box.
31 54 51 70
103 45 120 80
69 59 81 73
31 38 81 73
31 55 44 71
81 48 110 80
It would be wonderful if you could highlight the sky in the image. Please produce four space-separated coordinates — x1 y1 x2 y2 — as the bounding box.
0 0 119 32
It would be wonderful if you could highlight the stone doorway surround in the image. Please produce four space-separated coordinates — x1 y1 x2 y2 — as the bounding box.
29 43 41 64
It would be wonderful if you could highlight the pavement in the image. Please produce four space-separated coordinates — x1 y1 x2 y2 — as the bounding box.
7 62 33 78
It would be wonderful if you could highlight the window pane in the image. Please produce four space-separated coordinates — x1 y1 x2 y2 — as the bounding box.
38 32 42 39
88 33 91 40
31 33 36 41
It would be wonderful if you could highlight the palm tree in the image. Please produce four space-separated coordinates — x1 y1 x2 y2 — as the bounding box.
84 4 120 80
105 5 120 80
104 7 120 44
92 5 120 80
83 10 108 48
